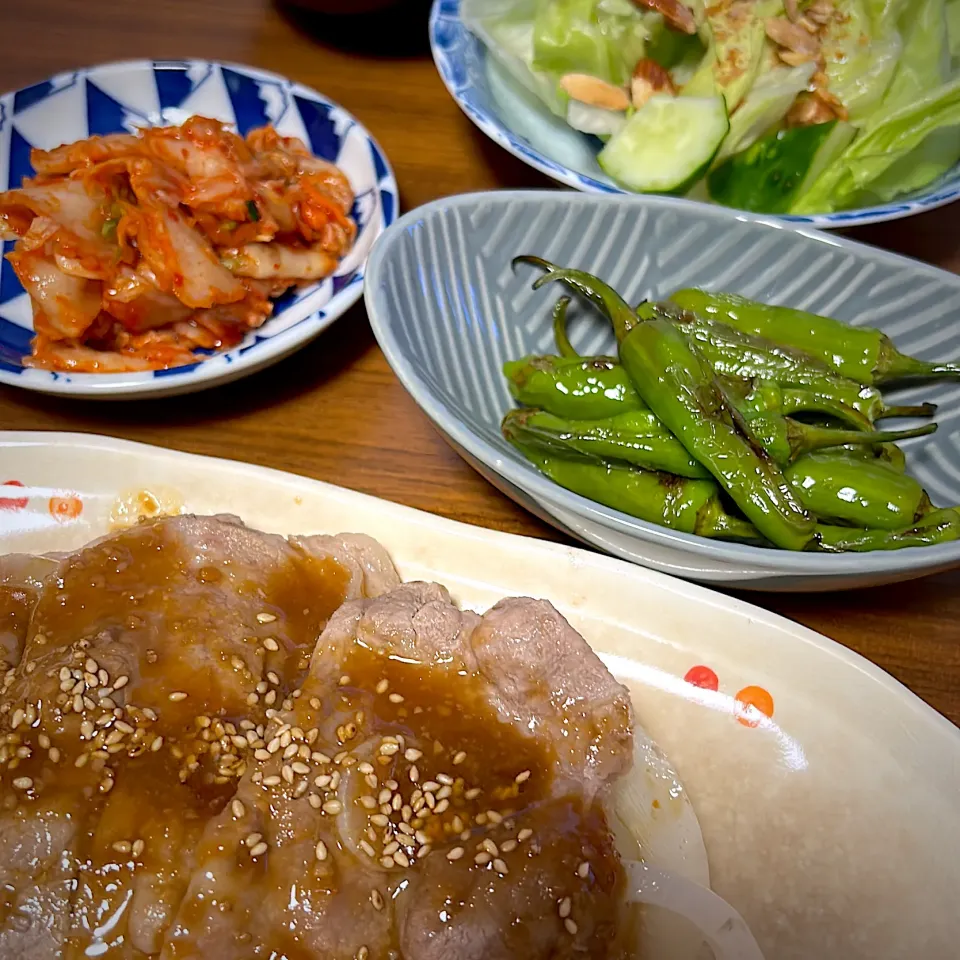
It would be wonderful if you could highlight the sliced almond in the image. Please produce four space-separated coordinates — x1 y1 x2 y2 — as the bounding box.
765 16 821 56
630 58 676 110
778 49 817 66
560 74 630 112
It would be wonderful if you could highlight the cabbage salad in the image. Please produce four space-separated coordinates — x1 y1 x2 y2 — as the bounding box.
461 0 960 213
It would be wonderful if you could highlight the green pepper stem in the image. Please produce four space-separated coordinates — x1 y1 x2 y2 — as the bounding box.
512 256 638 343
552 297 579 359
878 403 938 419
792 420 937 459
877 340 960 384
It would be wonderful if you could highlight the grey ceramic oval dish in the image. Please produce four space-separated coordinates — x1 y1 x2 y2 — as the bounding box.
364 191 960 591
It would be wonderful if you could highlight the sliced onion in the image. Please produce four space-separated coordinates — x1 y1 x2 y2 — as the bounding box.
625 861 766 960
610 732 712 959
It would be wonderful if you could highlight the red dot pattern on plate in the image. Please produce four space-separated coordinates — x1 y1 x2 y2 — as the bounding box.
0 480 29 511
734 685 775 728
683 665 719 691
49 495 83 523
683 665 774 727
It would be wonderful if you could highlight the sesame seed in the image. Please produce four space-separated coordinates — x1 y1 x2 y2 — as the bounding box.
232 800 245 818
359 795 377 810
338 675 351 686
291 761 310 775
85 658 98 674
257 613 277 624
246 692 259 706
250 842 268 857
370 889 383 911
359 839 376 858
388 693 404 704
254 749 270 761
446 846 465 861
283 744 298 760
474 852 491 865
518 828 533 842
375 679 389 694
394 850 410 868
264 691 277 706
565 918 578 936
493 858 508 874
515 770 531 784
380 855 395 868
262 776 281 787
465 787 481 800
37 734 50 749
486 810 503 825
453 751 466 765
322 800 343 815
417 844 431 859
80 720 94 739
559 897 572 918
12 777 32 790
245 833 263 848
262 638 280 652
168 692 187 702
501 840 517 853
383 840 400 856
75 754 89 768
436 773 454 786
315 840 328 861
380 742 399 756
409 766 419 783
577 861 590 878
482 839 498 856
112 840 132 854
310 698 322 709
113 675 129 689
436 786 452 801
132 839 144 857
99 777 114 794
48 747 61 763
72 695 83 713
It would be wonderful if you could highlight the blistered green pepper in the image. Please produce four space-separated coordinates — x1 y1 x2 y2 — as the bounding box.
642 301 937 423
502 407 710 478
669 289 960 386
816 509 960 553
503 355 645 420
503 435 758 542
786 453 932 530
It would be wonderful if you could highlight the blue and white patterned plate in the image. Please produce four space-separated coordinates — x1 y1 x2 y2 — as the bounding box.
429 0 960 230
0 59 398 398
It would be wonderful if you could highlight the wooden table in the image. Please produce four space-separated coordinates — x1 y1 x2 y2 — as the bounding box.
1 0 959 725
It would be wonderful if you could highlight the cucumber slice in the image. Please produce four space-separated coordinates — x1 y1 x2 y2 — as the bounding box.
598 95 729 194
707 120 856 213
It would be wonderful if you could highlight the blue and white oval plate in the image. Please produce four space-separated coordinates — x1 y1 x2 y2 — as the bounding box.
429 0 960 230
0 59 398 398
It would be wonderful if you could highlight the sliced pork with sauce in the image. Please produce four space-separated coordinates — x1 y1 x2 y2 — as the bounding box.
0 516 633 958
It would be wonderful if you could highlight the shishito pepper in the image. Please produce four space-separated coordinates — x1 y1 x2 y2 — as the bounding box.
668 289 960 386
642 301 937 423
816 509 960 553
503 404 935 479
503 355 645 420
503 434 758 542
515 257 816 551
786 452 932 531
502 408 710 479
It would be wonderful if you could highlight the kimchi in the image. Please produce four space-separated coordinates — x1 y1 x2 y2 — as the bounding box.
0 117 356 373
